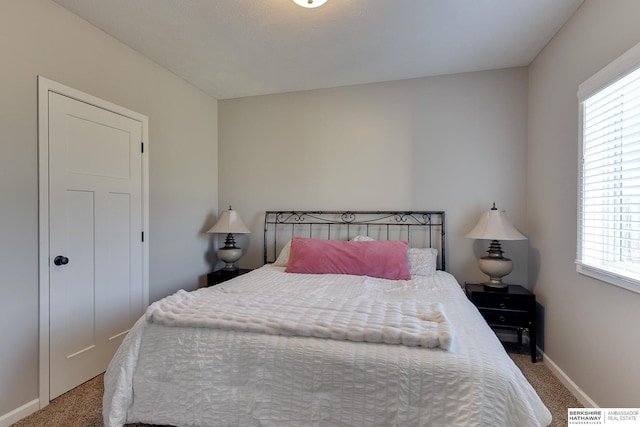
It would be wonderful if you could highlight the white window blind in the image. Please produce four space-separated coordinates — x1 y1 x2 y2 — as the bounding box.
577 41 640 294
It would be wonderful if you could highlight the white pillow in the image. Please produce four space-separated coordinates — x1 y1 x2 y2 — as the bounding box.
351 235 376 242
407 248 438 276
273 240 291 267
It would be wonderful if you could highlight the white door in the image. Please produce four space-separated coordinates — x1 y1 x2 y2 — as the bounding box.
47 91 144 399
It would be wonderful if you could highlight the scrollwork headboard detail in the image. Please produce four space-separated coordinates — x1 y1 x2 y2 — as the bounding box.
264 211 446 271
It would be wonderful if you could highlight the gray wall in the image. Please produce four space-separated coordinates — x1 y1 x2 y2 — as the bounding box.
0 0 218 419
219 68 529 285
527 0 640 407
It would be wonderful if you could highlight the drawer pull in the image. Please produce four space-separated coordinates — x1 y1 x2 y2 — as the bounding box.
499 302 506 309
499 316 506 322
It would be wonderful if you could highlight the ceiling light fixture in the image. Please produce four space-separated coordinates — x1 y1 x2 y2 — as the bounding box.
292 0 328 8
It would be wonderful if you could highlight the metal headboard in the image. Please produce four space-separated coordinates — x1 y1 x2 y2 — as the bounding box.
264 211 446 271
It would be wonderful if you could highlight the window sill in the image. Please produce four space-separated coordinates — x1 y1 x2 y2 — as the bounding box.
576 262 640 295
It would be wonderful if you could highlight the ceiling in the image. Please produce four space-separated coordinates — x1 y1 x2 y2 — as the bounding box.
51 0 584 100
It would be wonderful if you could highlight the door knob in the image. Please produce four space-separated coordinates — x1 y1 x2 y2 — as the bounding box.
53 256 69 266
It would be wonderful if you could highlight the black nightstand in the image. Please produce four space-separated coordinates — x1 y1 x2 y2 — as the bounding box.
206 268 252 287
465 283 537 363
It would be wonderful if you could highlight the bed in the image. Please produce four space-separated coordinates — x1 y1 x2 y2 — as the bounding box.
103 211 551 427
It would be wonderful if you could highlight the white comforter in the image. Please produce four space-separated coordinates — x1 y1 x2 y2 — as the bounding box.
104 266 552 427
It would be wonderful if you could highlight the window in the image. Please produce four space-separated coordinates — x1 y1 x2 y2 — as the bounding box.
577 41 640 294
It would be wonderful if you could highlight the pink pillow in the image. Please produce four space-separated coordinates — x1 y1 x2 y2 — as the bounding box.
285 237 411 280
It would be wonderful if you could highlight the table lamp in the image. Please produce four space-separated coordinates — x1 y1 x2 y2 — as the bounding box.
207 206 250 271
465 203 526 289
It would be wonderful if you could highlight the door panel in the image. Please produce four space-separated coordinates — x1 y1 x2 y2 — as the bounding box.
48 92 143 399
98 192 133 339
52 189 96 355
65 114 132 179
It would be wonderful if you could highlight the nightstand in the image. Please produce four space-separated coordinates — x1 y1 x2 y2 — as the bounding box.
465 283 537 363
206 268 252 286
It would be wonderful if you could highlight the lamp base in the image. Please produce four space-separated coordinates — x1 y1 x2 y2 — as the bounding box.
218 246 242 271
477 240 513 289
482 281 509 291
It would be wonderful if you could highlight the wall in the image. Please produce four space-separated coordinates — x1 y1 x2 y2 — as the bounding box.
219 68 529 285
0 0 218 421
527 0 640 406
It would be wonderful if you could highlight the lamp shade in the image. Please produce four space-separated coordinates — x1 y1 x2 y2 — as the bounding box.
465 205 526 241
207 208 250 235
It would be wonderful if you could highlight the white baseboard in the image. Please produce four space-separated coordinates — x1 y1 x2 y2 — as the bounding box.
539 347 599 408
0 398 39 427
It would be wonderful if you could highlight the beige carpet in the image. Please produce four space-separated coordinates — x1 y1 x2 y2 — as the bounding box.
12 353 581 427
510 353 582 427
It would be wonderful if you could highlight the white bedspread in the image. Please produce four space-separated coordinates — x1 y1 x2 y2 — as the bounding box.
145 276 454 350
104 266 552 427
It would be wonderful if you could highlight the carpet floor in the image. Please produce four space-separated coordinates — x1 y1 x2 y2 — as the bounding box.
12 351 581 427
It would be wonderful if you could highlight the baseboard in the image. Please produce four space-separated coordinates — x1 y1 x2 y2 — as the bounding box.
539 346 599 408
0 398 39 427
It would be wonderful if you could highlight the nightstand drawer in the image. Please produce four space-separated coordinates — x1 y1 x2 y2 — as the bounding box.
479 308 531 328
207 268 253 286
469 293 531 311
